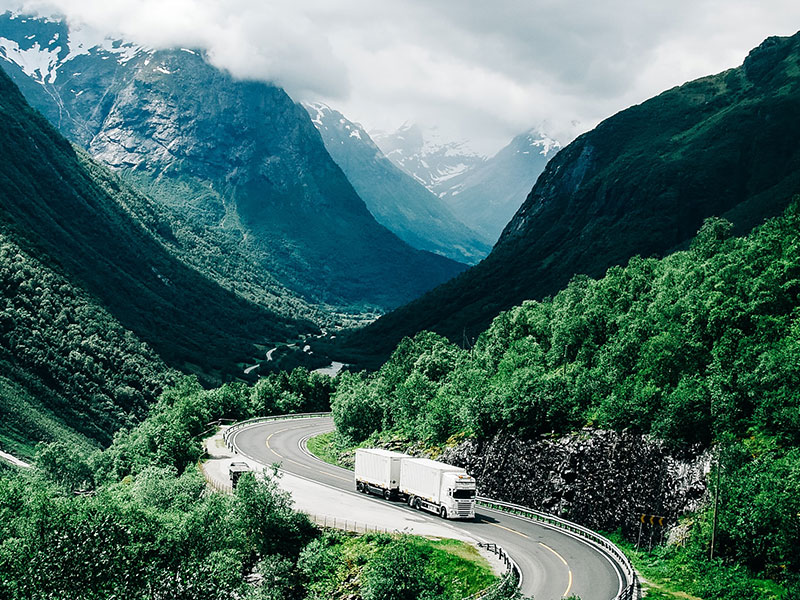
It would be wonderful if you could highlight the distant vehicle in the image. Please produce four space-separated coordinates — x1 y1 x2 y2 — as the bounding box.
354 448 410 500
354 449 477 520
229 461 251 488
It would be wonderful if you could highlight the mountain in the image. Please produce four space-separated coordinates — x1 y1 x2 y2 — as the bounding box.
439 130 561 242
374 123 560 242
0 63 315 388
0 13 465 312
333 31 800 368
372 124 486 195
304 103 491 263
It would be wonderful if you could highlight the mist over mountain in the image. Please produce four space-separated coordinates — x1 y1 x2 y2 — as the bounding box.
374 123 560 242
335 30 800 368
0 12 465 313
304 102 491 263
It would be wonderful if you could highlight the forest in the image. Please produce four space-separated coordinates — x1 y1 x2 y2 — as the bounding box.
331 202 800 596
0 370 516 600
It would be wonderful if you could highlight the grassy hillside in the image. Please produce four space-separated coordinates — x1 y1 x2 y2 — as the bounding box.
334 31 800 368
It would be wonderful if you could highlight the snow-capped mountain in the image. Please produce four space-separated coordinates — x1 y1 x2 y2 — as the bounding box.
305 103 492 262
371 123 486 195
0 12 465 312
374 123 560 242
440 129 561 242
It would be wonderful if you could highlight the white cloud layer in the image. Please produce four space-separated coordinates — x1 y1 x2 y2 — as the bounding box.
3 0 800 153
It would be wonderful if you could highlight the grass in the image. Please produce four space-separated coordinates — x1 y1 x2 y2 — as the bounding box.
306 431 346 467
605 531 790 600
306 531 499 600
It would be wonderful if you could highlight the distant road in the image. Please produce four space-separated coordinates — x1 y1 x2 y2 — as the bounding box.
230 417 623 600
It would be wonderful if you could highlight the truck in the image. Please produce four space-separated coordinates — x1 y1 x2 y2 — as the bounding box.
399 457 476 520
354 448 410 500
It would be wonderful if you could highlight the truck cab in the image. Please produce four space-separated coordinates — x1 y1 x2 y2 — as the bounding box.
442 472 477 519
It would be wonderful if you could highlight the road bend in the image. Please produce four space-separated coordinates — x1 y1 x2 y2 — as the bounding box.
231 417 622 600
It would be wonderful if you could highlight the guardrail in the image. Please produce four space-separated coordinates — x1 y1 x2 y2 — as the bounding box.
221 414 640 600
477 497 640 600
222 412 330 450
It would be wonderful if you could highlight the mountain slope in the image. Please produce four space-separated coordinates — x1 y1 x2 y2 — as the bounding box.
0 64 312 384
440 130 560 242
0 13 465 312
372 123 486 194
304 103 491 263
334 31 800 368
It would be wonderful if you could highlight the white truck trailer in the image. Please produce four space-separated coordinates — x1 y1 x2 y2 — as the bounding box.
400 457 476 520
354 448 410 500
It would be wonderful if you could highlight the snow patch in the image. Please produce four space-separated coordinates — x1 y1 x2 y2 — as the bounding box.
349 129 361 139
0 37 61 83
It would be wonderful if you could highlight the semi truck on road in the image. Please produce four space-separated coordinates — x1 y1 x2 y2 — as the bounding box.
354 449 477 520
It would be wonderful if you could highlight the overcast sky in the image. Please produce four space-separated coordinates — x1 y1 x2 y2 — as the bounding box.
5 0 800 154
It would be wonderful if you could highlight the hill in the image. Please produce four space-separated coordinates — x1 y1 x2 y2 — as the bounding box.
334 31 800 368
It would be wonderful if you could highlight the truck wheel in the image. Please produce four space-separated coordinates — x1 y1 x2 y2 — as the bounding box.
383 489 392 501
439 506 448 519
408 495 415 507
356 482 362 492
414 497 422 510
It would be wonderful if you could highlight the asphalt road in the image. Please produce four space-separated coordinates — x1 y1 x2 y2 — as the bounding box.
231 417 623 600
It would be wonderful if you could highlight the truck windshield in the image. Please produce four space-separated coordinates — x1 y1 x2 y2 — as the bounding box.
453 489 476 499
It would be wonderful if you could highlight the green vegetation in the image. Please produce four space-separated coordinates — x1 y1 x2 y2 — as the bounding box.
0 374 514 600
335 30 800 369
298 531 498 600
331 203 800 596
305 431 343 467
607 531 794 600
0 64 317 390
0 227 174 455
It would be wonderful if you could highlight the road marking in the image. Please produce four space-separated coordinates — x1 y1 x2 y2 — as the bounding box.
318 470 352 482
489 522 529 539
265 432 283 458
539 542 573 597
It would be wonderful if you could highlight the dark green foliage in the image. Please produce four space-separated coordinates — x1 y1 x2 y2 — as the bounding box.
360 537 448 600
336 30 800 368
332 202 800 581
0 228 173 450
0 65 315 390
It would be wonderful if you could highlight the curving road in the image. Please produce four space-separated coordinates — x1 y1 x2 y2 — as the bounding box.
231 417 622 600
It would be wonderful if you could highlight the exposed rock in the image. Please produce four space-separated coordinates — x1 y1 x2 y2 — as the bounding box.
438 429 711 537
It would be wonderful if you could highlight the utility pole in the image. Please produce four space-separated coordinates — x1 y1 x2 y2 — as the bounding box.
709 446 721 560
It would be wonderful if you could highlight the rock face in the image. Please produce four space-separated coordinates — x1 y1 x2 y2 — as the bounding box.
304 103 491 264
439 429 709 537
0 13 465 312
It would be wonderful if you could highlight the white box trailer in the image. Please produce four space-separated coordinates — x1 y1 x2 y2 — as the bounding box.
400 457 476 520
354 448 410 500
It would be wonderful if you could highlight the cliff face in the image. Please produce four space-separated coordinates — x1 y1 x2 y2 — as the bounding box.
440 429 710 536
0 14 465 312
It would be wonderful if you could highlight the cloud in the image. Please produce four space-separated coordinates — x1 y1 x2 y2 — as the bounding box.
3 0 350 98
3 0 800 154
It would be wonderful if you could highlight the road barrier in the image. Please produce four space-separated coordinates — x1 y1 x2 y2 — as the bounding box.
222 413 330 451
476 497 640 600
221 413 641 600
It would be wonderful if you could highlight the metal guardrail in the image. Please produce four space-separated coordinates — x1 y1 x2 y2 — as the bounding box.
221 414 640 600
476 497 640 600
222 412 331 449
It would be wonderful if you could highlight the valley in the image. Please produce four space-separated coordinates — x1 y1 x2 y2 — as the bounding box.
0 7 798 600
